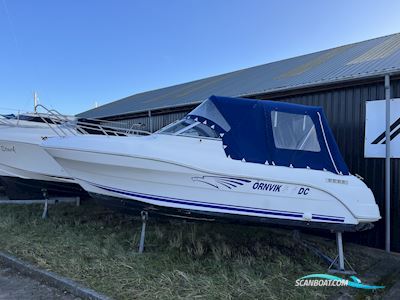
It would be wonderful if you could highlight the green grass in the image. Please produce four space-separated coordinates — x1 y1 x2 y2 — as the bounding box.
0 202 386 299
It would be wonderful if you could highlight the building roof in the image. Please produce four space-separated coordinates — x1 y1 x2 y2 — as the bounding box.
78 33 400 118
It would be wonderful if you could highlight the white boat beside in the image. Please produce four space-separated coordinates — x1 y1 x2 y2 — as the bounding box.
0 112 75 183
0 106 148 199
42 95 381 231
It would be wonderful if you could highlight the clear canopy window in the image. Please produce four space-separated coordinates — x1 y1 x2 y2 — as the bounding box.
188 99 231 132
271 111 321 152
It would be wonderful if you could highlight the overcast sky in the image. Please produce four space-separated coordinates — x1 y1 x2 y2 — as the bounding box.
1 0 399 115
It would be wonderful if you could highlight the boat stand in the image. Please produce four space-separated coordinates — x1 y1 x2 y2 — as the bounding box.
138 211 149 253
327 232 356 275
293 230 356 274
41 189 81 219
0 188 80 219
42 189 50 219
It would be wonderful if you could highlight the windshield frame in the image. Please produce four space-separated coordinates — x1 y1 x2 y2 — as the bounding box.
156 118 221 140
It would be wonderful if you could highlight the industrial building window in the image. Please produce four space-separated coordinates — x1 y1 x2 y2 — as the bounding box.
271 111 321 152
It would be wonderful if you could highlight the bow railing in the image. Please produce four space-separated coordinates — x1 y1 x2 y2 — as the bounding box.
0 104 150 137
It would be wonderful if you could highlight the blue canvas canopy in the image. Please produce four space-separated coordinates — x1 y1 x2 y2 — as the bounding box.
188 95 349 175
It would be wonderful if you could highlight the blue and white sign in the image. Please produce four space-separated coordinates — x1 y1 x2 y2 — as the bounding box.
365 99 400 158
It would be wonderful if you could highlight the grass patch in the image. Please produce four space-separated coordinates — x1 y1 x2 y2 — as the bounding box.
0 202 388 299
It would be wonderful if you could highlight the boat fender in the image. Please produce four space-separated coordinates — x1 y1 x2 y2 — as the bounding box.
303 212 312 221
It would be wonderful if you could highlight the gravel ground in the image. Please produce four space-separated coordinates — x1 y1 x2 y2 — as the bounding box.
0 263 78 300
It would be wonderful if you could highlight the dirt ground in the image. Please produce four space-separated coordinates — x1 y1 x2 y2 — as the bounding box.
0 263 78 300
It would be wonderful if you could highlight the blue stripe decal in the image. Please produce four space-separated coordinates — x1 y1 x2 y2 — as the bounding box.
83 180 303 218
82 179 345 223
313 213 345 220
312 216 345 222
312 213 345 222
99 185 302 218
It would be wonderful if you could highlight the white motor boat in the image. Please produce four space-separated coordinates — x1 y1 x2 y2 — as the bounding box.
42 96 381 231
0 107 148 199
0 112 75 183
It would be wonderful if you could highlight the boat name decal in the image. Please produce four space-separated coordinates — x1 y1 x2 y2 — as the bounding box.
298 187 310 195
193 176 312 197
252 182 282 192
0 145 16 153
253 181 311 196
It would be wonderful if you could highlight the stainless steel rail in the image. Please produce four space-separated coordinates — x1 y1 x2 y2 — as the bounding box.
0 105 150 137
34 104 150 137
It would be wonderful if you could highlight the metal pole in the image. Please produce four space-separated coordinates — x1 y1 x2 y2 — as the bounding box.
138 211 148 253
41 189 49 219
336 232 345 271
385 74 391 253
148 110 153 133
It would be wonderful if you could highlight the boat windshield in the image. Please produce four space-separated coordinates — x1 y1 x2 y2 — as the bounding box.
0 114 66 126
16 114 64 124
157 118 220 139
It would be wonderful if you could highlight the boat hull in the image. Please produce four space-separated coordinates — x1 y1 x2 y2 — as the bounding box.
0 125 84 199
88 192 371 231
0 168 9 177
44 136 380 231
0 132 74 183
0 176 87 200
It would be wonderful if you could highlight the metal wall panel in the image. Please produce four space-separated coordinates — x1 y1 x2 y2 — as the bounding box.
117 111 188 133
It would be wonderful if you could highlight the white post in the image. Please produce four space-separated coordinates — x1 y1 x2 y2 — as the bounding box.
385 74 391 253
34 92 38 112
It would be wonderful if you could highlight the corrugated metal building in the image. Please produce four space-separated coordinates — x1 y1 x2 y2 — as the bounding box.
78 33 400 251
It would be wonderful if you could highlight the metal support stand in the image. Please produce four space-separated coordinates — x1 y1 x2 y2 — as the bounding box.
0 192 81 219
138 211 149 254
328 232 356 275
337 232 345 271
41 189 49 219
293 230 355 275
0 197 81 205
